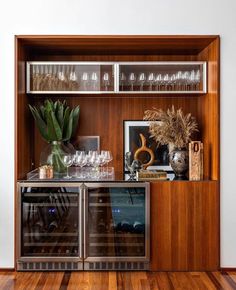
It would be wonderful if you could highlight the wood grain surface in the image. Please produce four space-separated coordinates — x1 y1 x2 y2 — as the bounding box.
150 181 219 271
0 271 236 290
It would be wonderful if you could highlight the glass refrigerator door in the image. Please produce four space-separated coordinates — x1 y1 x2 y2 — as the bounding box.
21 186 80 257
85 185 147 258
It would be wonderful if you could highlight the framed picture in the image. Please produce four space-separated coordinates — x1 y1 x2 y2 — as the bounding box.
74 136 100 151
123 120 172 171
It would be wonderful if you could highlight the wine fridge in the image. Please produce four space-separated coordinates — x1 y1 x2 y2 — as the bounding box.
17 182 150 271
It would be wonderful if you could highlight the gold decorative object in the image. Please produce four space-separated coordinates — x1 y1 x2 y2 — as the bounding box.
134 133 154 169
189 141 203 180
39 165 54 179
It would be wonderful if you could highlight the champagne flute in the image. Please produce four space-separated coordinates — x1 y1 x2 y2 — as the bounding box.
63 154 73 179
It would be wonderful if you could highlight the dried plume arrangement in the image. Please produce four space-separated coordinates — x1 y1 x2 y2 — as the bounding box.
143 106 198 150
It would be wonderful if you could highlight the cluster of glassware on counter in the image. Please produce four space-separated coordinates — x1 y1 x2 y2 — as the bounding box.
119 69 201 91
62 150 113 179
32 65 113 91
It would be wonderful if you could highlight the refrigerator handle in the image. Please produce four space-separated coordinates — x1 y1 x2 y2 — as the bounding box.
79 186 83 259
83 184 88 259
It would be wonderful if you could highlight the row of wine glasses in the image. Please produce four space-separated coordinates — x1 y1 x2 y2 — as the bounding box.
62 150 113 179
119 70 201 91
32 65 113 91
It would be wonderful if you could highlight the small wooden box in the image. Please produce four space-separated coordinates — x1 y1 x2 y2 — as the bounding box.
189 141 203 181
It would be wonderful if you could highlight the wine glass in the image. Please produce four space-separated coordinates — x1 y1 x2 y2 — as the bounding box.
137 73 146 91
182 71 190 91
175 71 183 91
58 65 67 91
81 72 89 90
120 72 127 91
69 66 78 91
90 72 99 91
63 154 73 179
128 72 136 91
147 72 155 91
154 73 163 91
102 72 110 91
74 151 87 178
101 150 113 177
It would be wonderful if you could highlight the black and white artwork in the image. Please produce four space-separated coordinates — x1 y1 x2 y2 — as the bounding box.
124 120 172 171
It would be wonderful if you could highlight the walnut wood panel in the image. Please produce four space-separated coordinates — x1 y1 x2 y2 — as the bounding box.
15 36 220 272
31 96 200 174
17 35 218 55
2 270 236 289
15 38 33 180
150 181 219 271
197 37 220 180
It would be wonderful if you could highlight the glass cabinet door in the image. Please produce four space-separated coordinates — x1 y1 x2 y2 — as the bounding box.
21 186 80 257
118 62 206 93
27 62 115 93
85 185 148 258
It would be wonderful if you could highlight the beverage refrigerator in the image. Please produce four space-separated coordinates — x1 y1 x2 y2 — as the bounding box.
16 182 150 271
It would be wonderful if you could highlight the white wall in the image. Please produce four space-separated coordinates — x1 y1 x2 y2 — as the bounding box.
0 0 235 268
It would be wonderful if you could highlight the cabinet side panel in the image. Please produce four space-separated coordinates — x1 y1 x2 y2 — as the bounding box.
150 181 219 271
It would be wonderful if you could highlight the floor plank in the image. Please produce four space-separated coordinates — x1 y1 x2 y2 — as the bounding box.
1 271 236 289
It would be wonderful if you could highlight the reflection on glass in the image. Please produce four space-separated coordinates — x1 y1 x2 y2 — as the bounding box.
21 188 79 257
88 187 146 257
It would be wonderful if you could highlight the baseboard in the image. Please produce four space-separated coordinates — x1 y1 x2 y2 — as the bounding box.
0 268 15 272
220 268 236 271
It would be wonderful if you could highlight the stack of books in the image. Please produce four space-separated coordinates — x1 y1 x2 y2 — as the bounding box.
136 170 168 181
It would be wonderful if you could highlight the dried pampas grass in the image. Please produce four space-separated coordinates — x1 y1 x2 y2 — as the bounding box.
143 106 198 149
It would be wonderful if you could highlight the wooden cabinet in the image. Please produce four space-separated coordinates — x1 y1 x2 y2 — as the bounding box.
150 181 219 271
15 35 220 271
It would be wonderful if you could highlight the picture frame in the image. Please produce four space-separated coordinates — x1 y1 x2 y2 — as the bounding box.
74 136 100 151
123 120 172 171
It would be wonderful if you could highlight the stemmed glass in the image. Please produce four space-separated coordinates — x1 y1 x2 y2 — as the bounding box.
81 72 89 90
128 72 136 91
101 150 113 177
102 72 110 91
69 66 78 91
58 65 67 91
147 73 155 91
137 73 146 91
154 73 163 91
63 154 73 179
73 151 87 178
91 72 99 91
120 72 127 91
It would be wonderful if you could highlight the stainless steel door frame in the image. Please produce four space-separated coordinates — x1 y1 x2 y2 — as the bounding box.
83 182 150 263
17 182 83 266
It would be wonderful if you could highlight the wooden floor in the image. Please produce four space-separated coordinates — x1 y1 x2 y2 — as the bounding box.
1 271 236 290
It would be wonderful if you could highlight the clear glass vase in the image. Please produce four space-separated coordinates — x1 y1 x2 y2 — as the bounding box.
40 141 75 175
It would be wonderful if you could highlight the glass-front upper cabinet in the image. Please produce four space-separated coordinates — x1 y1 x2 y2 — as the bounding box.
27 62 115 93
118 62 207 93
26 61 207 94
